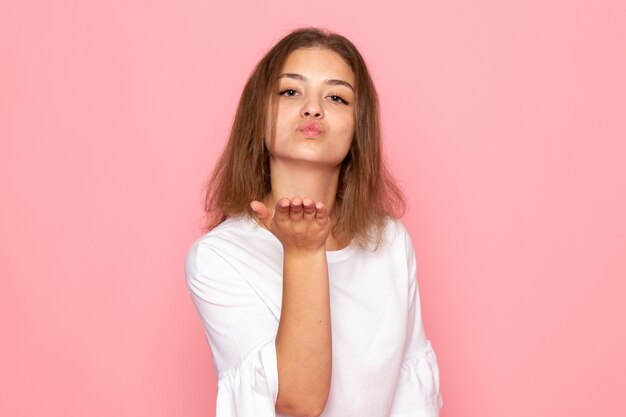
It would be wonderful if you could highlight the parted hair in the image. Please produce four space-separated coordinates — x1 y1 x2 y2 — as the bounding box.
202 26 406 248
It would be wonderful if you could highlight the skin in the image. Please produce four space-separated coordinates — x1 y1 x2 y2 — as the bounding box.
250 47 356 417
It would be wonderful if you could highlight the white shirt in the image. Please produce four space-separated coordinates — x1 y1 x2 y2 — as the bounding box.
185 214 443 417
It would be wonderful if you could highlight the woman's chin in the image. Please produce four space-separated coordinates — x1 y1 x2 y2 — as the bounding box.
273 153 345 169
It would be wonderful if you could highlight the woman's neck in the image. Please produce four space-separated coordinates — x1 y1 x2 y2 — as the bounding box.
264 159 340 216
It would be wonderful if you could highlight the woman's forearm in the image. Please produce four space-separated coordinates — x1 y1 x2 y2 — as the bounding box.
275 248 332 417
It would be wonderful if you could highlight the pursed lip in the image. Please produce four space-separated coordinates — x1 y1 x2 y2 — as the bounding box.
297 120 323 135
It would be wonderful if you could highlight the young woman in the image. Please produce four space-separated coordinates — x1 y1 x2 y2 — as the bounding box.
185 27 443 417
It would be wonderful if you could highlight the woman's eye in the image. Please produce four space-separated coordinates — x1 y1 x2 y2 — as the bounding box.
279 89 298 97
329 95 350 105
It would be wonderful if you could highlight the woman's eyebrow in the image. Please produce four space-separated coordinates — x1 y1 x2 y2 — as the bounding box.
278 73 354 92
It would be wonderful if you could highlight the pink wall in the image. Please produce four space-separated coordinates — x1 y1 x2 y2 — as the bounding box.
2 1 625 416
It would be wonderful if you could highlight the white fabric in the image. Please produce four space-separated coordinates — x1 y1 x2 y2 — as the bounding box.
185 214 443 417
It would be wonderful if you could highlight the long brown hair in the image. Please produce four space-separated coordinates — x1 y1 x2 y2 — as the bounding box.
202 27 405 248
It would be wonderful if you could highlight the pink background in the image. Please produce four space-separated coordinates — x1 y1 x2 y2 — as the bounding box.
2 1 625 416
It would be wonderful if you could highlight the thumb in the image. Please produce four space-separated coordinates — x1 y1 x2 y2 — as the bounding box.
250 200 272 228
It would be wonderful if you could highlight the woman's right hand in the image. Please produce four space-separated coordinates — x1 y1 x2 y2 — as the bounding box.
250 196 331 253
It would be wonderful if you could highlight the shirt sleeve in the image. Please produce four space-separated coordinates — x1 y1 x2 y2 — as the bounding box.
185 239 279 417
389 227 443 417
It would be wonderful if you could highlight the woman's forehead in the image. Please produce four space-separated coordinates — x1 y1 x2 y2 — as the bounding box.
279 48 355 86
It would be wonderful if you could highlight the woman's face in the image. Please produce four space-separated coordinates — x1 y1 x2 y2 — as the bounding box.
265 47 356 168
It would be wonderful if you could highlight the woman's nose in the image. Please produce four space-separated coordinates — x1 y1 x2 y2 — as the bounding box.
301 96 323 119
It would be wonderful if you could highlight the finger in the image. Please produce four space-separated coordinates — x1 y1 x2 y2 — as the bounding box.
290 196 303 220
302 197 315 220
250 201 271 228
274 198 291 221
315 201 329 224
